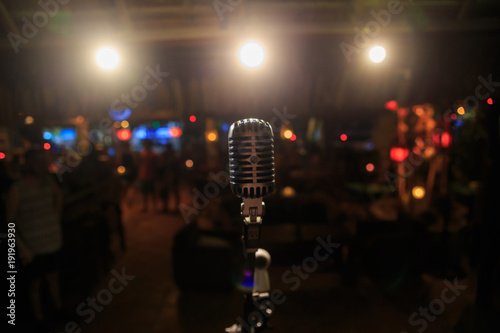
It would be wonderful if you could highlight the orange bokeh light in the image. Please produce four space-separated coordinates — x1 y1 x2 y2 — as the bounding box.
170 127 182 138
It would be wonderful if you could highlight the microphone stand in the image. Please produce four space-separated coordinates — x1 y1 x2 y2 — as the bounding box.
225 198 273 333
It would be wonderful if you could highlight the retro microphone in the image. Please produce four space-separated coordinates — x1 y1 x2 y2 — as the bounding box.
229 118 275 221
226 119 275 333
228 118 275 198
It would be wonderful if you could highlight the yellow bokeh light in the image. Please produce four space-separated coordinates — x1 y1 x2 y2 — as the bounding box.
207 132 218 142
283 130 293 139
25 116 34 125
117 165 126 174
412 186 425 199
457 107 465 115
121 120 129 128
96 47 120 70
281 186 296 198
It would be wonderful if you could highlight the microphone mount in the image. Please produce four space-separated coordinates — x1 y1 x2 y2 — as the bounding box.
241 198 264 253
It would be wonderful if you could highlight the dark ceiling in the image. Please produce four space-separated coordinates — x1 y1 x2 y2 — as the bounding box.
0 0 499 125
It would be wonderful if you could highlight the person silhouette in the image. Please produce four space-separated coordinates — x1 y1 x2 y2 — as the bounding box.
6 149 64 329
160 143 181 213
138 139 159 212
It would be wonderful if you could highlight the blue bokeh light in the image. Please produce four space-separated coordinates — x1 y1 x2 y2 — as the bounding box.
43 131 53 140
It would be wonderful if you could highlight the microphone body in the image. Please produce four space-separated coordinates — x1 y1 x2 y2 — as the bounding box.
228 118 275 199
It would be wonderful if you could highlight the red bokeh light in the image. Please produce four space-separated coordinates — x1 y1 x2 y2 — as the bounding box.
432 131 441 148
340 134 347 141
365 163 374 172
487 98 493 105
170 127 182 138
451 113 457 120
117 129 132 141
44 143 51 150
0 152 5 159
390 147 409 162
441 132 451 148
48 163 61 173
189 115 197 122
385 100 399 112
290 134 297 141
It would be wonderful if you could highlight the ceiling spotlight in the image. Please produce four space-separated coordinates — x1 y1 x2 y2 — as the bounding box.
369 46 386 63
238 41 266 69
96 47 120 70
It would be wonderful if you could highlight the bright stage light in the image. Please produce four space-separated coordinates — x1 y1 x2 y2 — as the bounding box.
238 41 266 69
96 47 120 70
369 46 386 63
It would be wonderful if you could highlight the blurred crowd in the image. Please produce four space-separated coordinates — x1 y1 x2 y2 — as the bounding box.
0 130 486 332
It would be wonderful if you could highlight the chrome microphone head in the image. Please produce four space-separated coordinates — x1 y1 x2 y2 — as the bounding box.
228 118 275 198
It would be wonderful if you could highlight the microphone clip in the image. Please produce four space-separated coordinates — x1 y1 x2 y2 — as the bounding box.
241 198 265 222
241 199 265 253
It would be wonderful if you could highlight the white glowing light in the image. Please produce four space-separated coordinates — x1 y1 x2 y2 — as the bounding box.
96 47 120 70
238 41 266 69
369 46 386 63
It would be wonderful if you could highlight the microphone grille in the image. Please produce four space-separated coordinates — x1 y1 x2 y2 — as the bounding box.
229 118 275 198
